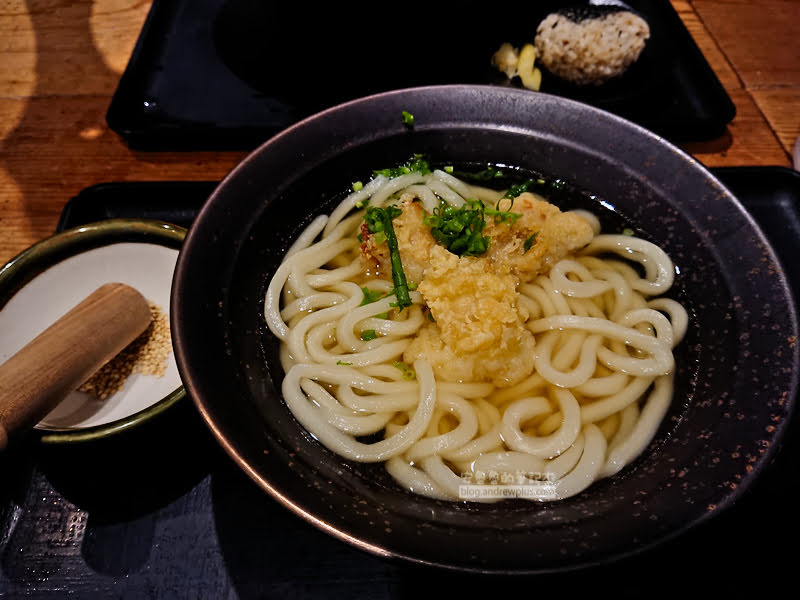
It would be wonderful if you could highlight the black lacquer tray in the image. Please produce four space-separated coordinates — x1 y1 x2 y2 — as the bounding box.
107 0 736 150
1 167 797 597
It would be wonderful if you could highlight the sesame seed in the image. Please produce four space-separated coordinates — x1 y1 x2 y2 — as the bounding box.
79 301 172 400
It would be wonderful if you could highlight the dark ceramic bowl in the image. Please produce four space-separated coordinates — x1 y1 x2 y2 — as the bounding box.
171 85 799 573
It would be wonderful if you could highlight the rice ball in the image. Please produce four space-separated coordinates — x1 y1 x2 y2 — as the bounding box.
534 6 650 86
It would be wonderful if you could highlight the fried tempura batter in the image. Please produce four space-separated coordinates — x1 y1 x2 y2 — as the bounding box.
483 192 595 283
361 192 593 285
404 246 536 387
360 190 595 386
360 194 435 285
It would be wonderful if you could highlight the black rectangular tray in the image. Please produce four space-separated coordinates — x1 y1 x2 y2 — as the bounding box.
107 0 736 151
2 167 797 597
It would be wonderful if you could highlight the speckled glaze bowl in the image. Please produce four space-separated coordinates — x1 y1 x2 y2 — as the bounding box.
171 85 799 573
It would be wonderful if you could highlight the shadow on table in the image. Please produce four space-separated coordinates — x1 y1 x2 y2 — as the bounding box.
34 397 216 521
0 396 222 587
209 461 403 598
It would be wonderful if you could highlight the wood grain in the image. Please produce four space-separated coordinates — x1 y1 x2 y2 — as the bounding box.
672 0 742 91
88 0 152 74
1 0 122 97
692 0 800 87
681 89 792 166
0 95 245 264
750 87 800 157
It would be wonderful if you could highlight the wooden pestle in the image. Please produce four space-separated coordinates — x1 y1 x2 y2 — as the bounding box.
0 282 153 450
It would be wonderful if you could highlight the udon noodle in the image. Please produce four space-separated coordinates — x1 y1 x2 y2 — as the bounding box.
264 161 687 502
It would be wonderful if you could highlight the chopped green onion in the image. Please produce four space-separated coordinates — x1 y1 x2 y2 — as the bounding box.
392 360 416 380
423 198 520 256
352 180 363 192
486 197 522 225
504 179 536 199
401 110 415 127
364 206 412 310
423 199 489 257
452 166 506 182
360 287 384 305
360 285 415 312
523 232 538 253
360 329 378 341
336 360 353 365
374 154 431 178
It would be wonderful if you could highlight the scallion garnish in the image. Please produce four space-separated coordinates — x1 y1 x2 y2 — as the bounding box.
523 232 538 253
392 360 416 380
373 154 431 179
364 206 412 310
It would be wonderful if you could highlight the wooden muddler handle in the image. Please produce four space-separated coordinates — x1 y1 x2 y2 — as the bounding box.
0 282 153 450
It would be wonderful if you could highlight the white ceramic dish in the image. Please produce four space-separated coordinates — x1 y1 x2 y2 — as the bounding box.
0 220 186 443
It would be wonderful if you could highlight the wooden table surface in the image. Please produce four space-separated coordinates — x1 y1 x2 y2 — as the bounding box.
0 0 798 267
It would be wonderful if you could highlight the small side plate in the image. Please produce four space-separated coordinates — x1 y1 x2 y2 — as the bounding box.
0 220 186 444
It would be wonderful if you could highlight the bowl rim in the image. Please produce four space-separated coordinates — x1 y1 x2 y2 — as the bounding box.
173 83 800 573
0 218 187 444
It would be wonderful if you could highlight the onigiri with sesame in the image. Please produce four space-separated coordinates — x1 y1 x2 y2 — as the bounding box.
534 5 650 86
